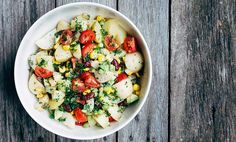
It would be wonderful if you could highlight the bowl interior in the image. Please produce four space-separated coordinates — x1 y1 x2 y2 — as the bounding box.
14 2 152 140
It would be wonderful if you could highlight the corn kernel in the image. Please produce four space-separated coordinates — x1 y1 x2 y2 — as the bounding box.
135 91 140 95
133 84 140 91
136 72 140 77
36 93 44 98
83 89 91 95
59 66 66 73
96 15 102 21
53 60 60 65
117 68 122 74
70 111 74 115
90 52 95 59
65 72 70 78
62 45 70 51
104 87 114 94
122 57 126 61
128 71 133 76
98 54 105 62
83 68 90 71
116 58 121 64
35 88 45 94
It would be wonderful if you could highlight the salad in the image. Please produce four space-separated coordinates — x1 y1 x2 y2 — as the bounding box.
28 13 143 128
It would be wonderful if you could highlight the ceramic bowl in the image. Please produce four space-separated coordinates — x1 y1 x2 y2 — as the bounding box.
14 2 152 140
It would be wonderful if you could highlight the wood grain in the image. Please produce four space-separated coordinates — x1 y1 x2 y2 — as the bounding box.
55 0 117 142
0 0 56 142
118 0 169 142
170 0 236 141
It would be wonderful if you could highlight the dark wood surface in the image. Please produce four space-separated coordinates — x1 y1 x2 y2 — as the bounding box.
0 0 235 141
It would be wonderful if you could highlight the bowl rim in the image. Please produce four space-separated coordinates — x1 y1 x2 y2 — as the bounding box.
14 2 152 140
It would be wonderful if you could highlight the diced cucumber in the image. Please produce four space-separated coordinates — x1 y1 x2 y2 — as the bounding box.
127 94 139 104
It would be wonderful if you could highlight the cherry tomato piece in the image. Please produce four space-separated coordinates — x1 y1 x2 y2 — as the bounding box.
81 43 96 58
34 66 53 78
79 30 96 44
74 108 88 123
71 78 86 92
116 73 128 82
104 35 119 51
109 116 115 122
81 72 100 88
124 37 137 53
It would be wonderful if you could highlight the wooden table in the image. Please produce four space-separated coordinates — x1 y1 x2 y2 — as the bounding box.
1 0 235 141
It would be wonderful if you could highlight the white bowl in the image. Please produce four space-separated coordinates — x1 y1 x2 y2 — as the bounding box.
14 2 152 140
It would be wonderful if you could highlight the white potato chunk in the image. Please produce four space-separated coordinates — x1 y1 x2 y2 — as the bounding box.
72 44 82 59
48 99 64 110
56 20 69 31
62 112 76 128
108 105 122 121
35 29 56 50
54 109 64 120
92 21 102 43
28 74 45 94
91 60 99 68
54 45 72 62
37 55 54 72
53 72 63 82
113 78 133 99
52 90 65 101
93 114 110 128
36 51 48 62
103 19 127 44
94 71 118 83
38 94 49 104
124 52 143 73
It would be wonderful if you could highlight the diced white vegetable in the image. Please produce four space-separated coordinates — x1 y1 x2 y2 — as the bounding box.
38 94 49 104
108 105 122 121
52 90 65 101
101 48 110 55
124 52 143 72
34 102 44 111
93 114 110 128
103 19 127 44
72 44 82 59
36 51 48 62
113 78 133 99
91 60 99 68
54 45 72 62
48 78 56 86
88 116 96 127
94 71 118 83
37 55 54 72
53 72 63 82
28 74 45 94
35 29 56 50
62 112 76 128
70 14 89 31
56 20 69 31
54 109 64 120
48 99 64 110
127 94 139 104
92 21 102 43
28 55 37 69
86 98 94 112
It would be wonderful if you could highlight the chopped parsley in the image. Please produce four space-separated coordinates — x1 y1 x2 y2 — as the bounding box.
38 59 47 67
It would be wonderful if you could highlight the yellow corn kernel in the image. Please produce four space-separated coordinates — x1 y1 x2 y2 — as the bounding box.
104 87 114 94
122 57 126 61
90 52 95 59
53 59 60 65
59 66 66 73
116 58 121 64
135 91 140 95
136 72 140 77
36 93 44 98
83 68 90 71
96 15 103 21
62 45 70 51
70 111 74 115
128 71 133 76
133 84 140 91
35 88 45 94
83 89 91 95
117 68 122 74
98 54 105 62
65 72 70 78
